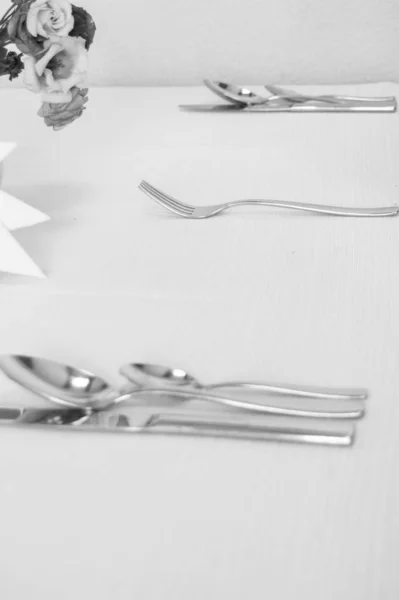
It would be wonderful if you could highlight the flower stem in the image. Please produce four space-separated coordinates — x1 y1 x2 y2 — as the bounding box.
0 5 16 28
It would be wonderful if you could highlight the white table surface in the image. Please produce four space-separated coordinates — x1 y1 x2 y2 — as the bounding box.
0 83 398 599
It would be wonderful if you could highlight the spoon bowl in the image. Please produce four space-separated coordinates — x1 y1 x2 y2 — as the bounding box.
0 355 118 410
203 79 271 106
120 362 200 389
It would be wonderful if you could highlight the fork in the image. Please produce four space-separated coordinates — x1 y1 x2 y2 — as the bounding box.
138 181 399 219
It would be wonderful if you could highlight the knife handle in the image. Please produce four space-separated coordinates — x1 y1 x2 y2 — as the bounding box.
145 413 354 447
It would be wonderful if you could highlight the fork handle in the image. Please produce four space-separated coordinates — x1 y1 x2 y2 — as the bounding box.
223 199 399 217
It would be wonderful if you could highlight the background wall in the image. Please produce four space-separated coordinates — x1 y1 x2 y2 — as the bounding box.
2 0 399 86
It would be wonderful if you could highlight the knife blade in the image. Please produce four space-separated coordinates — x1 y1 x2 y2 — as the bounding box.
0 406 91 425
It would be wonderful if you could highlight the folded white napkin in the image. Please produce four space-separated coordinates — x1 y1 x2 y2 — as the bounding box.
0 143 49 278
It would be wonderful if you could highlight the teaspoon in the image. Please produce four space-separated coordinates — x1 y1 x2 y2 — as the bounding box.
120 362 366 419
120 362 367 401
203 79 274 106
0 355 365 420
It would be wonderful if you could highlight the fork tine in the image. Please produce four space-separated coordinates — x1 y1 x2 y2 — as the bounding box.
141 187 192 216
138 182 181 214
139 181 194 215
140 187 188 216
144 186 192 213
140 181 193 213
138 181 185 214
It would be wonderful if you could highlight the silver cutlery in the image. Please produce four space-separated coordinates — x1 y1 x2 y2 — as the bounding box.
210 79 396 107
0 354 307 414
204 80 337 106
263 84 393 106
0 404 355 447
138 180 399 219
120 362 367 401
0 355 365 420
0 405 90 425
179 101 397 113
180 80 397 113
203 79 272 105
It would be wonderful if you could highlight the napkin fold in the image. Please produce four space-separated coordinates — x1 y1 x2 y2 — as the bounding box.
0 143 49 278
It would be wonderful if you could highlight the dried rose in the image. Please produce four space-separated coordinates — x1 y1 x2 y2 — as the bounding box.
23 34 88 100
37 85 88 130
26 0 74 38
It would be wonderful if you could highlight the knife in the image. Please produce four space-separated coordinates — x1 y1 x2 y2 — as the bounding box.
0 406 355 446
179 99 397 113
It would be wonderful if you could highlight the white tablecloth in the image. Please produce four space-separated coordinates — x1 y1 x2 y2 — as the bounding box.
0 84 398 599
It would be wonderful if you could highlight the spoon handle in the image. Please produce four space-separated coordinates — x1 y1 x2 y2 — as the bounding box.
116 388 365 420
264 84 396 104
206 381 368 401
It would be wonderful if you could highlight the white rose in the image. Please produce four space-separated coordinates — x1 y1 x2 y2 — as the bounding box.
23 36 88 103
27 0 74 38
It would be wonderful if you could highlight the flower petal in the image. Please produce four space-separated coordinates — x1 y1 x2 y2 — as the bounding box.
37 11 51 37
40 90 72 103
22 56 42 93
26 7 40 37
35 42 62 76
38 86 88 130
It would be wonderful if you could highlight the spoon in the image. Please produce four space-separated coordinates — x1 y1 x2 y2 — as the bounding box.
120 362 366 419
205 81 347 107
203 81 395 110
120 362 368 401
0 354 275 412
203 79 275 106
0 355 365 420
